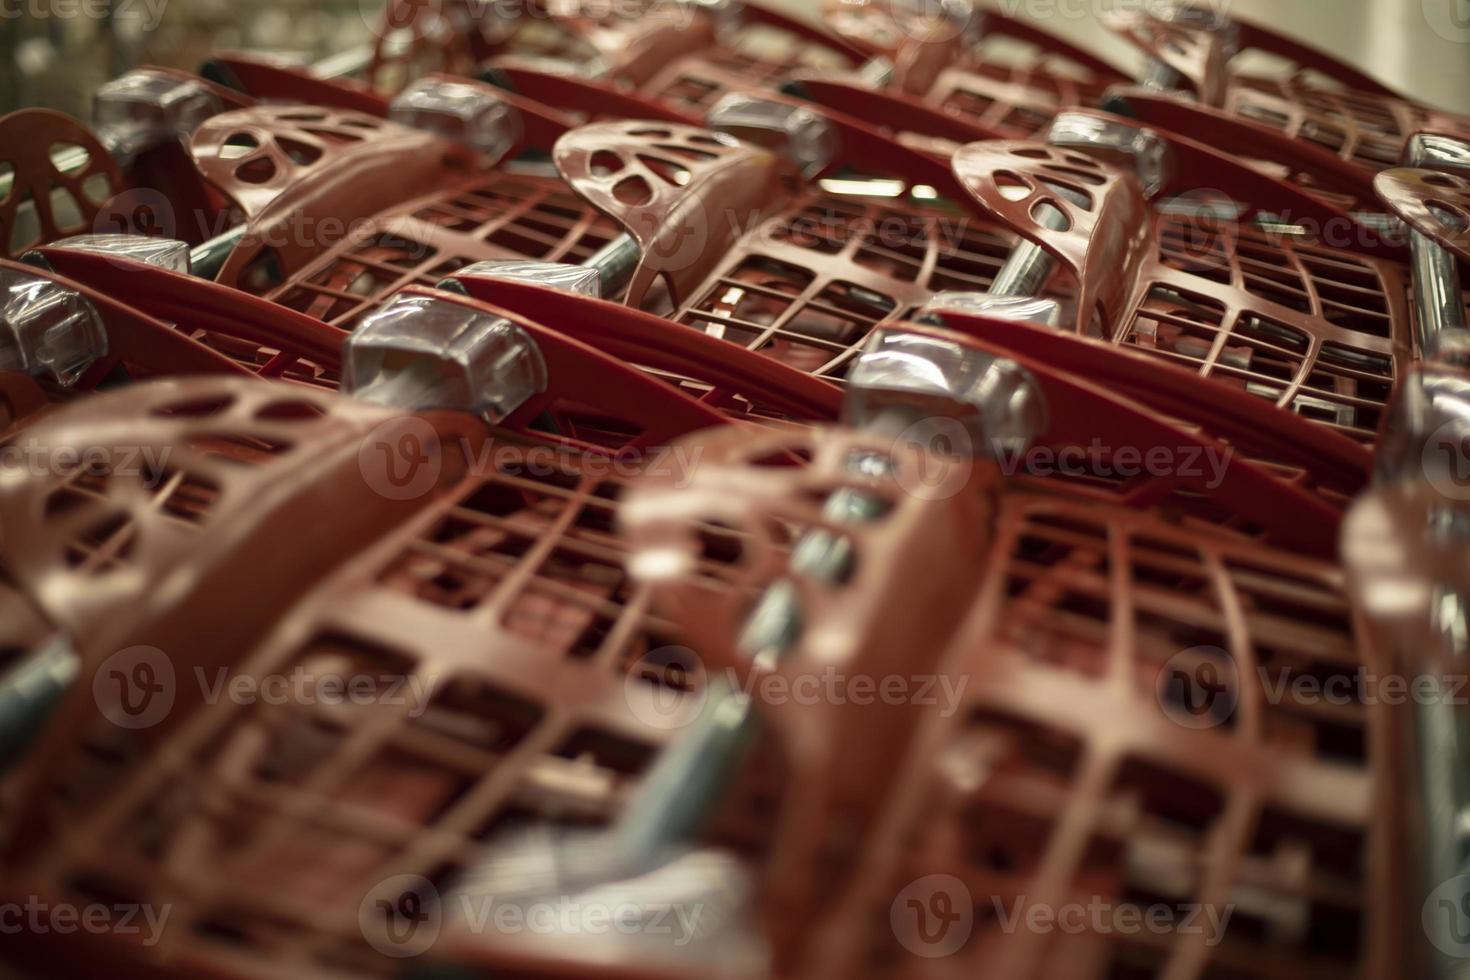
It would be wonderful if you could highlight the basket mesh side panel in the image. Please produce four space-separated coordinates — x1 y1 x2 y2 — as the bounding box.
0 381 337 584
930 65 1109 140
850 494 1392 978
1124 213 1406 442
262 175 621 331
13 439 702 975
642 26 855 112
1227 79 1436 170
672 192 1017 381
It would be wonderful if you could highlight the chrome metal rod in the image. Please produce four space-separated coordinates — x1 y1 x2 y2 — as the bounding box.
187 225 248 280
1417 680 1470 980
609 674 753 870
583 233 641 300
1409 134 1470 172
1141 58 1182 92
1411 228 1468 349
598 453 895 886
308 44 376 81
1394 130 1470 977
856 56 895 88
738 478 891 664
565 443 898 884
0 636 79 770
439 234 641 301
990 202 1068 297
1402 134 1470 350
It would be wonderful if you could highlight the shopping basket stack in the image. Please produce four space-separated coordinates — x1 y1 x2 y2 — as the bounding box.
0 0 1467 977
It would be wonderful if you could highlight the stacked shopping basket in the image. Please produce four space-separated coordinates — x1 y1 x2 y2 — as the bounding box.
0 1 1467 976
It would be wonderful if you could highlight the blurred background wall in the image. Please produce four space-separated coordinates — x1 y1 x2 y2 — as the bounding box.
0 0 373 117
1 0 1468 119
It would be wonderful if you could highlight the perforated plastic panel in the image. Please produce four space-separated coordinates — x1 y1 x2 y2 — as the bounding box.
669 192 1017 381
875 493 1399 978
953 140 1416 444
0 376 715 979
598 0 867 111
363 0 864 113
622 421 1403 980
637 22 864 114
1105 5 1470 173
0 363 1411 980
925 66 1111 140
243 107 1024 387
191 105 445 218
817 0 1125 139
0 351 734 640
257 174 622 330
1227 80 1431 171
16 470 689 978
1136 223 1408 443
1375 165 1470 264
0 378 436 633
0 110 123 260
